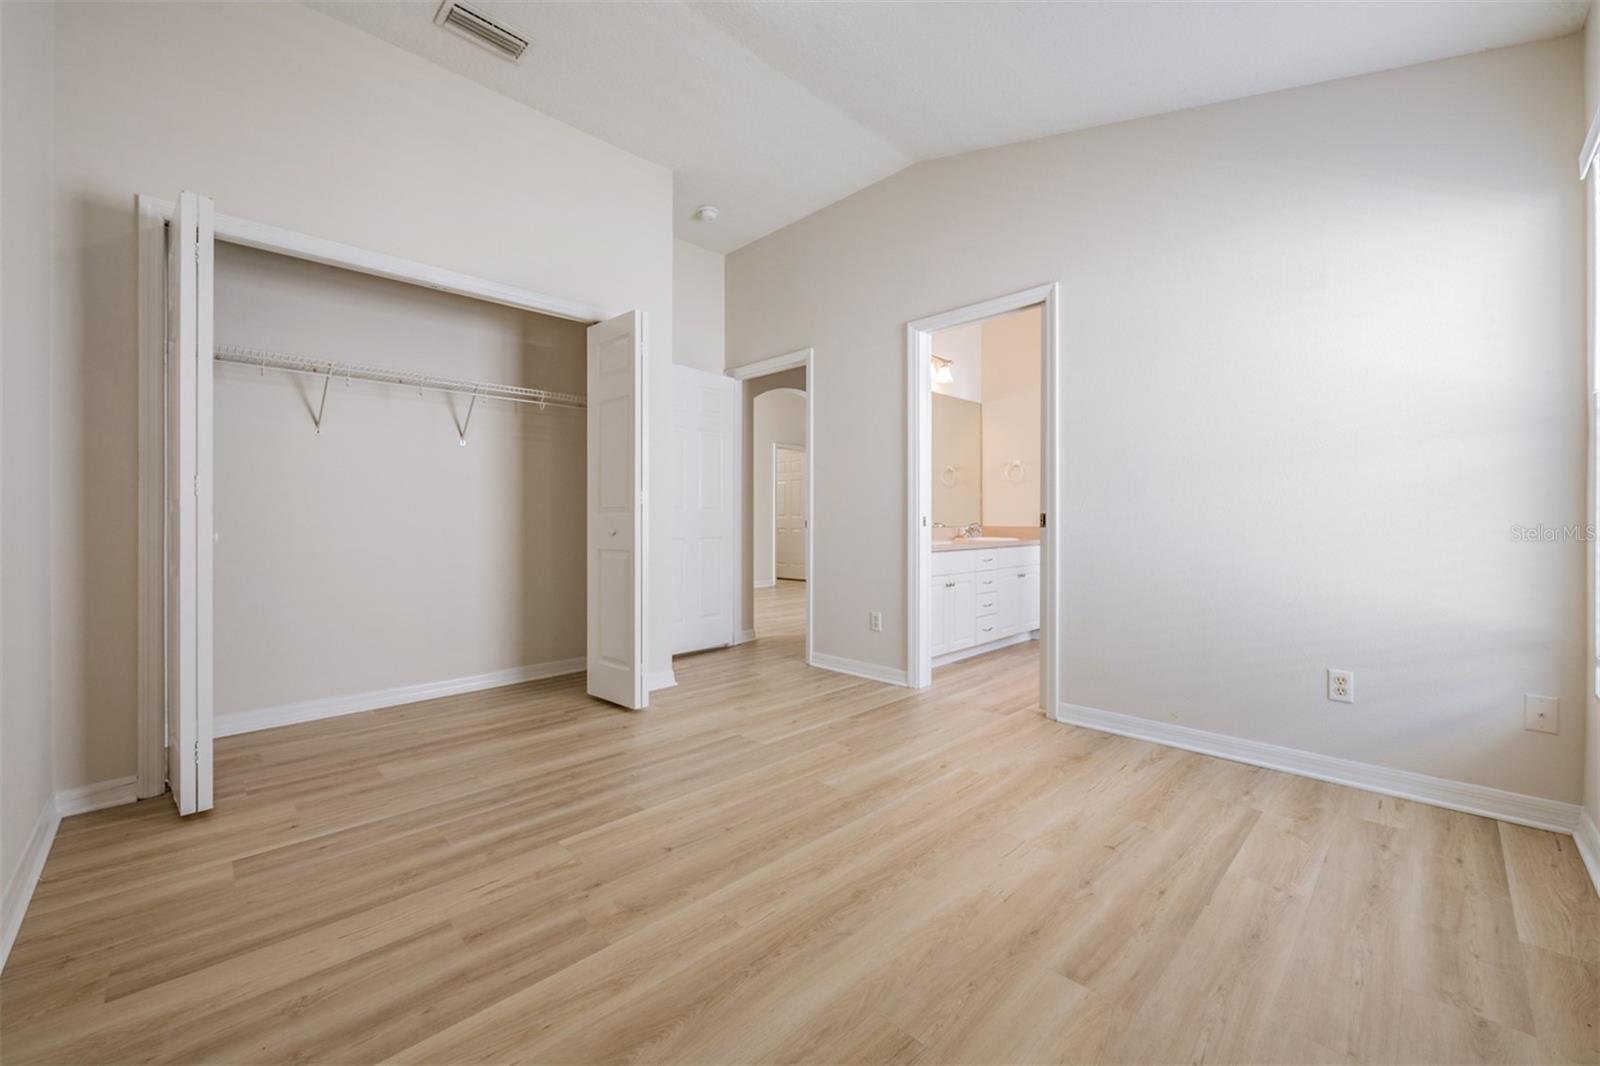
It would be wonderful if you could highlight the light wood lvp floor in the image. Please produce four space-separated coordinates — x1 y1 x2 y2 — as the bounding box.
2 582 1596 1064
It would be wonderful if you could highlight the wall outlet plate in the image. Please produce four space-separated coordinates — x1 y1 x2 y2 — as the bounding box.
1327 668 1354 703
869 610 883 633
1524 694 1559 735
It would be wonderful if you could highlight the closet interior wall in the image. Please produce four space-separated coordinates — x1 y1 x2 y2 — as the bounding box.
212 244 587 731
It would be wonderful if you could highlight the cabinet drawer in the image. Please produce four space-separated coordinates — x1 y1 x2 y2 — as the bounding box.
995 543 1040 568
974 592 999 613
931 550 983 577
974 619 1001 642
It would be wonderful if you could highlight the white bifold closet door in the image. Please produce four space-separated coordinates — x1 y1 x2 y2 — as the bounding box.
669 365 735 655
165 191 215 815
586 311 649 709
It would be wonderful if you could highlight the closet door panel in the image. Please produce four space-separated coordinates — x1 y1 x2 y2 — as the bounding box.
587 312 647 709
164 190 215 815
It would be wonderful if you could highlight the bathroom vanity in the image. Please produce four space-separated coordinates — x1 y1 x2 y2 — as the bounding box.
929 539 1040 664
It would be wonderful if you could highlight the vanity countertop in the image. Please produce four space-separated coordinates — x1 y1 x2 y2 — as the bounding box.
932 533 1041 553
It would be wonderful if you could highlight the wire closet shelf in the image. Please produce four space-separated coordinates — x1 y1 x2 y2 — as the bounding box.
213 344 587 412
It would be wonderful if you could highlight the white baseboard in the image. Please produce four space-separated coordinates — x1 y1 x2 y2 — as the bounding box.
216 658 586 737
55 776 139 816
3 772 143 974
933 630 1037 668
1056 702 1581 835
648 669 677 692
2 795 59 973
811 652 910 687
735 628 758 645
753 579 775 589
1575 809 1600 898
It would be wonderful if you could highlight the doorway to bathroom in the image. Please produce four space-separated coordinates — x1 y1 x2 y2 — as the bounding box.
906 285 1060 713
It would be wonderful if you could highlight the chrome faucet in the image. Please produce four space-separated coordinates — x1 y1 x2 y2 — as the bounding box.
959 523 983 539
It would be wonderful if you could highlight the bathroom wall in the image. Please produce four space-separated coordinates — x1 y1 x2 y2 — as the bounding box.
929 322 983 402
752 388 807 586
980 306 1042 527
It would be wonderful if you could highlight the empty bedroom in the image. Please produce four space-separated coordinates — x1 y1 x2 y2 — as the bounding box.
1 2 1597 1064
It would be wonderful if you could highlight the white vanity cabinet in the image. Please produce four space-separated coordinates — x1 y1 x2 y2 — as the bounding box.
930 543 1040 664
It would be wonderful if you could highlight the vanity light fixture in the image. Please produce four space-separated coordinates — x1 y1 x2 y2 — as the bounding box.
931 355 955 385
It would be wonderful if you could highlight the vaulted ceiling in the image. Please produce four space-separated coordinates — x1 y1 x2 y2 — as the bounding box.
312 1 1588 254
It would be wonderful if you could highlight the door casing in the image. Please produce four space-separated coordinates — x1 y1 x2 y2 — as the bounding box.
905 283 1062 717
727 349 814 664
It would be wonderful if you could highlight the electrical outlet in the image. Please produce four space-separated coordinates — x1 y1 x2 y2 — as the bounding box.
1524 694 1559 735
869 611 883 633
1327 668 1354 704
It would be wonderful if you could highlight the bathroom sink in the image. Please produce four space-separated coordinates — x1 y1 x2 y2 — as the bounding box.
948 536 1021 545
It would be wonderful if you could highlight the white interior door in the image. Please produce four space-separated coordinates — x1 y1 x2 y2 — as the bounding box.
670 365 735 654
165 191 214 815
587 311 648 709
774 446 807 580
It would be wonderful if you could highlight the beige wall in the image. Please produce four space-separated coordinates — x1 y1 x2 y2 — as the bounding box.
1 0 57 932
674 239 725 373
752 388 807 587
213 246 586 721
979 306 1042 527
728 38 1588 803
48 2 674 792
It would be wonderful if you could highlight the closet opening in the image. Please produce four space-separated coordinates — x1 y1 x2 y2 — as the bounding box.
136 192 648 815
210 244 587 750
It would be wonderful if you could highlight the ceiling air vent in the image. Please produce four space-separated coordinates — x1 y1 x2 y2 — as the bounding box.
433 1 531 62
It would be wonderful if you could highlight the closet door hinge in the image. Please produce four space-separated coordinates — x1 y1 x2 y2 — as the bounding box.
193 475 199 498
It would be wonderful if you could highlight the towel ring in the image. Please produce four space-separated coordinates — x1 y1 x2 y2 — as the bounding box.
939 465 958 488
1002 459 1025 483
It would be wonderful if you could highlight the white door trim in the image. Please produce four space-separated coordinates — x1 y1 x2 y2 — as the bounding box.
727 348 814 665
134 196 609 322
135 194 616 798
906 283 1060 714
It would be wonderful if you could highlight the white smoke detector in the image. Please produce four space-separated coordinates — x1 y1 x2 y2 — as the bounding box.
692 205 720 223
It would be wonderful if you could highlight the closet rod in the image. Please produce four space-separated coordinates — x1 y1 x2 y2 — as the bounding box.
213 344 587 410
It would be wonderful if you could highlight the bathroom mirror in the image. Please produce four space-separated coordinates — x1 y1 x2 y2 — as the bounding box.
932 393 981 527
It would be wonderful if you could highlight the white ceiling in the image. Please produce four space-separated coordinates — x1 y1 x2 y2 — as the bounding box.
311 1 1588 254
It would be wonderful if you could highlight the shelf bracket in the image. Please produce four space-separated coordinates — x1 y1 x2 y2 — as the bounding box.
312 365 333 434
457 389 479 447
